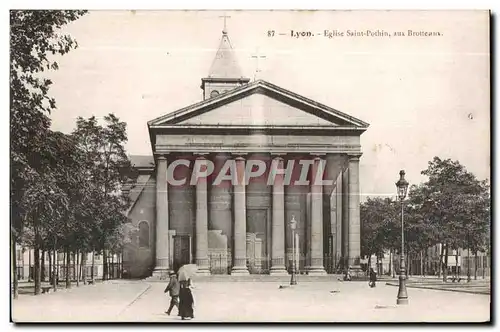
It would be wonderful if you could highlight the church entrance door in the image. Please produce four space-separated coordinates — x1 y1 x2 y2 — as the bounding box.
173 235 191 272
246 208 270 274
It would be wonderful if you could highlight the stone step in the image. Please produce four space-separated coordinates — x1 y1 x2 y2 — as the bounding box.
144 274 369 282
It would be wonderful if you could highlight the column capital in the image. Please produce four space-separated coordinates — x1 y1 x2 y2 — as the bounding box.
311 153 326 159
271 152 287 157
233 155 247 161
156 154 169 161
347 153 362 162
231 152 248 158
194 152 209 160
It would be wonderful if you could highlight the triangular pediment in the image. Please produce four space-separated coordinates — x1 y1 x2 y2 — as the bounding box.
148 80 369 128
181 94 334 126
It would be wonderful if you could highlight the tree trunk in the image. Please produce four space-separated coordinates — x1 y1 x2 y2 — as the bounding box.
81 252 87 284
91 251 95 280
482 256 486 279
63 250 66 287
73 252 77 282
34 222 41 295
438 244 444 279
11 237 18 299
393 252 397 278
110 254 113 279
474 251 478 280
420 250 424 276
455 248 459 279
48 250 52 285
111 252 115 279
442 244 449 282
28 248 32 282
407 253 410 277
65 248 71 289
76 250 80 287
102 249 108 281
41 250 45 282
388 249 392 277
393 251 396 278
423 249 427 277
34 248 41 295
53 245 57 292
118 252 121 279
366 255 371 276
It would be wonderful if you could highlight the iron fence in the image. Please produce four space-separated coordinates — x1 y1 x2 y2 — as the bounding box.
208 253 344 275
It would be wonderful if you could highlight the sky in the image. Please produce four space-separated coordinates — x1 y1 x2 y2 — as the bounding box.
46 10 490 200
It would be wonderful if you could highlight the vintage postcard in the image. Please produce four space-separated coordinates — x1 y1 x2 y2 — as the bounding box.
10 10 490 323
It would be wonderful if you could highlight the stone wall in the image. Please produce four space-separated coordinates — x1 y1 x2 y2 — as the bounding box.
124 176 156 278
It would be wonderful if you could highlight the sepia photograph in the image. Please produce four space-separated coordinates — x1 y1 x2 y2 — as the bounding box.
10 9 491 323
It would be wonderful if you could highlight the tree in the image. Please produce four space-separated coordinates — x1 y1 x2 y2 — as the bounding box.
20 169 69 294
419 157 490 281
10 10 87 298
361 197 399 273
72 114 132 280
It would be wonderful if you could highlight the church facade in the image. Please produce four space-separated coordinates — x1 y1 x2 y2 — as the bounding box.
123 28 369 278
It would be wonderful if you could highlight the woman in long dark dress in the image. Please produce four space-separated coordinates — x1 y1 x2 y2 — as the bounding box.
369 268 377 288
179 279 194 320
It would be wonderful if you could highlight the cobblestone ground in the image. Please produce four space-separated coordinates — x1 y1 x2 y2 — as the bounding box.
118 280 490 322
12 279 490 323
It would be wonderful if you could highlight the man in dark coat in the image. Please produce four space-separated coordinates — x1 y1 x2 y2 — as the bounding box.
164 271 180 315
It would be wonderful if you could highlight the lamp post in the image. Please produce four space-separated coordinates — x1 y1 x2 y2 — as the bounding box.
396 170 409 305
289 215 297 285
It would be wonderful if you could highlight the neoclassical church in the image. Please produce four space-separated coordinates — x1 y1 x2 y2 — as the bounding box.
123 26 369 278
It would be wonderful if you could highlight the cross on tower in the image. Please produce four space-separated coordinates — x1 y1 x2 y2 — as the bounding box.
251 48 267 81
219 14 231 34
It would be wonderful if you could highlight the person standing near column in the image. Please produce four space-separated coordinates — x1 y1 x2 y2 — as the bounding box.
164 271 180 316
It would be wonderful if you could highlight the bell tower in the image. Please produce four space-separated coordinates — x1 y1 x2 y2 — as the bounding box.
201 17 250 100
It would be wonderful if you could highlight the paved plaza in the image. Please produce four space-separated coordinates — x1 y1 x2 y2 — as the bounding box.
12 279 490 323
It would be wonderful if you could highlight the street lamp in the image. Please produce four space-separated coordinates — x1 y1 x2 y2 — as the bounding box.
396 170 409 305
289 215 297 285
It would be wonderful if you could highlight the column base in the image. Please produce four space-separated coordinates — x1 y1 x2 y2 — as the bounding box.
231 266 249 275
152 267 169 278
270 266 288 275
307 266 327 275
196 267 211 276
349 265 365 279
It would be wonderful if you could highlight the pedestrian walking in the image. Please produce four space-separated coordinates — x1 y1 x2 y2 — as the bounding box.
344 266 352 281
179 278 195 320
164 271 180 316
369 268 377 288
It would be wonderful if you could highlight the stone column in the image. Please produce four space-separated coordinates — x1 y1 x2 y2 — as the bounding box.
270 155 287 275
308 155 326 275
195 154 210 275
348 154 362 268
335 172 343 268
232 155 249 274
342 166 349 271
154 155 169 276
209 153 232 271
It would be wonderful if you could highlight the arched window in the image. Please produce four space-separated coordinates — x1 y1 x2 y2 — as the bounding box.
138 221 150 248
